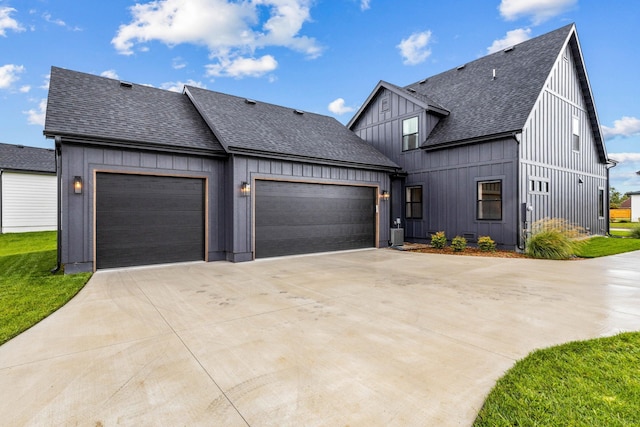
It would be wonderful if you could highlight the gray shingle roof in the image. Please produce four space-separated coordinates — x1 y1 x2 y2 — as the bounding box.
0 142 55 173
44 67 225 155
406 24 574 147
185 86 399 170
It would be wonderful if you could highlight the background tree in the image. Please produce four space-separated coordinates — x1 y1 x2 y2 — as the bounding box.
609 187 629 208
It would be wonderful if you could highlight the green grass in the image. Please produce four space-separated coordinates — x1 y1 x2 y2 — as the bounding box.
610 222 639 229
576 236 640 258
0 231 91 345
610 230 632 237
474 332 640 426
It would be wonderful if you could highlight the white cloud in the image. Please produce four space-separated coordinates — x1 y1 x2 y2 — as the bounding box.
0 7 24 36
499 0 576 25
24 98 47 126
100 69 119 79
397 30 433 65
206 54 278 78
43 11 82 31
19 85 30 93
0 64 25 89
172 57 187 69
328 98 355 115
160 79 207 93
608 152 640 163
602 116 640 139
360 0 371 11
112 0 321 78
40 74 50 90
487 27 531 54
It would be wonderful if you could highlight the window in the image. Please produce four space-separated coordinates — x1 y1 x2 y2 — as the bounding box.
477 180 502 220
405 186 422 219
572 115 580 152
598 188 605 218
402 117 419 151
529 177 549 194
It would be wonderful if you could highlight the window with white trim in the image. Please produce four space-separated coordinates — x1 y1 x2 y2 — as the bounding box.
572 115 580 152
402 117 419 151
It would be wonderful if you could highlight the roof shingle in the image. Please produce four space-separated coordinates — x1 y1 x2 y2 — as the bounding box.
0 142 55 173
44 67 225 155
185 86 398 170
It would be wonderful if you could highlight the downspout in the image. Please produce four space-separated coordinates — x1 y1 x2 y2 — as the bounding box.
605 159 617 235
513 132 525 251
51 137 62 274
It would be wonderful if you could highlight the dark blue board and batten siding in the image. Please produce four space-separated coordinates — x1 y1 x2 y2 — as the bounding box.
351 87 519 248
60 143 226 273
228 155 391 262
520 43 608 235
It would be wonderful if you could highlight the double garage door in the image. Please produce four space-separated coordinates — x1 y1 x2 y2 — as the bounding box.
96 173 205 269
255 181 376 258
95 174 376 268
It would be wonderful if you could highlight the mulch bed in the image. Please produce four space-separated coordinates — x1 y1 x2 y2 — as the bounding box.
396 243 529 258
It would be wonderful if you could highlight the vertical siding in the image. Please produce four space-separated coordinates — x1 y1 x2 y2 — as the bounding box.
352 88 519 248
520 45 608 235
61 143 226 269
1 172 57 233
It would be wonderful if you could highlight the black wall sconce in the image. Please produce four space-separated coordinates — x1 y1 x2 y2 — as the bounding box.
240 181 251 196
380 190 389 200
73 176 83 194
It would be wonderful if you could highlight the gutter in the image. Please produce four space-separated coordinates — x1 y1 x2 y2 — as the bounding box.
512 132 526 251
51 137 62 274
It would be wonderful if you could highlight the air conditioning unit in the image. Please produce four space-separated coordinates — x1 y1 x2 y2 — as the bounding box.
390 228 404 246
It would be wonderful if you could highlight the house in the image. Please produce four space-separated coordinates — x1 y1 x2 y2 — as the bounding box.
348 23 611 249
43 67 398 273
626 191 640 222
0 142 57 233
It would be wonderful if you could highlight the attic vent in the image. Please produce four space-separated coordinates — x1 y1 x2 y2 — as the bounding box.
407 88 416 93
244 98 256 105
503 46 515 52
418 79 427 84
456 64 466 70
293 109 304 115
119 81 133 88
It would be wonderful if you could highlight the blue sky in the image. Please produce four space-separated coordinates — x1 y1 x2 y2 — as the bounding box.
1 0 639 194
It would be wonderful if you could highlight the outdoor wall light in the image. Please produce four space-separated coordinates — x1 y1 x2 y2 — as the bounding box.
380 190 389 200
240 181 251 196
73 176 83 194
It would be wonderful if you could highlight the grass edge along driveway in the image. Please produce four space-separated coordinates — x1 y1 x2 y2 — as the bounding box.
0 231 91 345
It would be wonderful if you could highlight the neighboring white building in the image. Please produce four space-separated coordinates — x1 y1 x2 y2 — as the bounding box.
0 143 57 233
628 191 640 223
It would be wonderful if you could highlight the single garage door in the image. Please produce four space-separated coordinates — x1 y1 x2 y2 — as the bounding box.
255 181 376 258
96 173 205 269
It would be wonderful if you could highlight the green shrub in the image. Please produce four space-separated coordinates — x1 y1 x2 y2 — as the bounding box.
431 231 447 249
526 218 586 260
451 235 467 252
477 236 496 252
630 225 640 239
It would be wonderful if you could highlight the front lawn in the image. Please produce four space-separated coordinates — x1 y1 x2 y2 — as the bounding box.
576 236 640 258
0 231 91 345
610 222 639 229
474 332 640 426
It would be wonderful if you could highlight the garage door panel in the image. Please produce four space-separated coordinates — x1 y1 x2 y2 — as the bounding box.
96 173 205 269
255 181 375 259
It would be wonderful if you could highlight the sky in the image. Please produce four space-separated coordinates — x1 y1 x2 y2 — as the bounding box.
1 0 639 194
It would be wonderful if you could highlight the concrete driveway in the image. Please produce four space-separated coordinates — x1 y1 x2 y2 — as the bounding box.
1 249 639 426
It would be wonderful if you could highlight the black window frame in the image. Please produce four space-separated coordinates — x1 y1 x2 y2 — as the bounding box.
598 187 605 218
402 116 419 151
477 180 502 220
405 186 423 219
